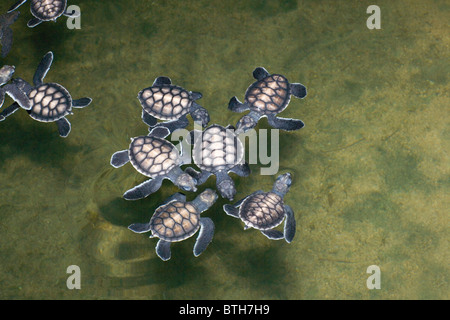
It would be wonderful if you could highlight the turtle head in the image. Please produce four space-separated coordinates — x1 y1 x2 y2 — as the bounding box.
235 114 258 134
199 188 218 207
190 106 210 128
0 65 15 85
272 172 292 196
175 172 197 192
217 176 236 201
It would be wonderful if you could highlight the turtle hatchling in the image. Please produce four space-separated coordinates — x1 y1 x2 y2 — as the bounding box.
110 126 198 201
223 172 296 243
186 124 250 201
8 0 80 28
0 11 20 58
128 189 218 261
229 67 307 134
138 76 210 133
0 65 31 115
0 52 92 137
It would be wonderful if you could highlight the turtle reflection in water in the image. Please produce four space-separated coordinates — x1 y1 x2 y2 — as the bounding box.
128 189 218 261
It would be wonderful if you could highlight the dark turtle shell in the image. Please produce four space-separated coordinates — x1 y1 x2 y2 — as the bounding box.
27 83 72 122
139 85 192 121
128 135 179 178
30 0 67 21
192 125 243 173
150 201 200 242
245 74 291 114
239 192 285 230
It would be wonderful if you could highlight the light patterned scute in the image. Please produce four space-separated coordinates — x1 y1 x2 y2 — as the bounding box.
150 201 200 241
240 192 285 230
139 85 192 121
30 0 67 21
245 74 290 114
27 83 72 122
128 135 179 178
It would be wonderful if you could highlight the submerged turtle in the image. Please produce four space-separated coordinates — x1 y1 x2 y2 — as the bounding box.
0 52 92 137
128 189 218 261
186 124 250 201
138 76 210 133
8 0 79 28
110 126 198 201
228 67 307 134
0 11 20 57
0 65 31 115
223 172 296 243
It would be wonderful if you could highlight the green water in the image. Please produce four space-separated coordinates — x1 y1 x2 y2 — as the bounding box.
0 0 448 299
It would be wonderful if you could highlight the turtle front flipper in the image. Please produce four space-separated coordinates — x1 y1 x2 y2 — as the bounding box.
27 18 42 28
1 83 31 110
156 239 172 261
152 76 172 86
290 83 307 99
228 96 249 113
141 109 157 127
123 176 164 200
72 97 92 108
223 204 239 218
193 217 215 257
110 150 130 168
0 102 20 121
261 229 284 240
156 115 189 133
1 26 13 58
185 167 211 185
229 163 251 177
33 51 53 86
128 222 151 234
56 117 71 138
7 0 27 12
283 204 296 243
252 67 270 80
267 114 304 131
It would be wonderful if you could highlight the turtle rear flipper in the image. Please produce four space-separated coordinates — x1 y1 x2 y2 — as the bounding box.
267 114 304 131
33 51 53 86
56 117 71 138
123 176 164 200
0 102 20 121
283 205 296 243
128 222 151 234
228 96 249 113
261 229 284 240
193 217 215 257
290 83 307 99
8 0 27 12
142 109 157 126
156 240 172 261
72 97 92 108
110 150 130 168
27 18 43 28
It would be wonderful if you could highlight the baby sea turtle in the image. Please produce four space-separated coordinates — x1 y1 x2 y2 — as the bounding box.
128 189 218 261
186 124 250 201
0 65 31 115
229 67 307 134
110 126 197 201
0 52 92 137
0 11 19 58
8 0 79 28
138 76 210 133
223 172 296 243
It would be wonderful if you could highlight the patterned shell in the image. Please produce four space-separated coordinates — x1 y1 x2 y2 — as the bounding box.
150 201 200 242
128 136 179 178
240 192 286 230
193 125 244 172
139 85 192 121
31 0 67 21
27 83 72 122
245 74 291 114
